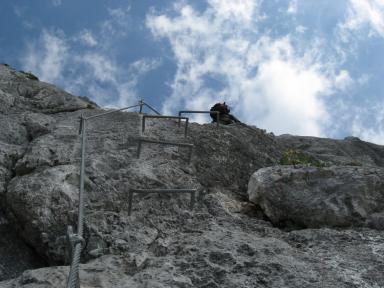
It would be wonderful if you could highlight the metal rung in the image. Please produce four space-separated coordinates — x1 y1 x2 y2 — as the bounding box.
85 104 142 120
142 115 189 137
137 138 193 162
128 188 197 215
178 110 220 127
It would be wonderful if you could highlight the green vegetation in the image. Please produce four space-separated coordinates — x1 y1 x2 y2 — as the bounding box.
279 149 328 167
79 96 98 109
19 70 39 81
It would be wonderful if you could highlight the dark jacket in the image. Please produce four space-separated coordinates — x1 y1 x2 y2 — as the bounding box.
210 102 240 125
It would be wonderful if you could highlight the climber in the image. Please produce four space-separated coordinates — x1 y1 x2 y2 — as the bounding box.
210 102 241 125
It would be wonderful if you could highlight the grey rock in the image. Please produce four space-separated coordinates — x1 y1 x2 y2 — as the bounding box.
22 112 55 140
6 165 79 263
248 165 384 229
0 210 46 281
14 132 80 176
3 224 384 288
0 65 94 114
1 64 384 287
0 166 12 195
0 88 15 113
0 64 97 279
0 142 24 171
277 134 384 167
0 115 28 145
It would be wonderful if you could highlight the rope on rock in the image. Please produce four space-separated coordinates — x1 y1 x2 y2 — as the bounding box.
66 114 86 288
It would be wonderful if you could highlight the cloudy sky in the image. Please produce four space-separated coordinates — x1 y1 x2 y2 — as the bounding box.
1 0 384 143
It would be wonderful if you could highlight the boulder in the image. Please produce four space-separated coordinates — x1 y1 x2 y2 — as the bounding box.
0 115 28 145
6 165 79 263
0 88 15 113
21 112 55 140
276 134 384 167
248 165 384 229
0 210 46 281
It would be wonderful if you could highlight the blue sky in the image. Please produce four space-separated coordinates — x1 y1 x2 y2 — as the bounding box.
1 0 384 143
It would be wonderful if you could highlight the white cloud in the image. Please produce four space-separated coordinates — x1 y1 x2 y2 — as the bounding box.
76 30 98 47
52 0 62 7
100 7 131 40
340 0 384 38
147 1 340 136
80 53 117 83
352 123 384 144
243 57 329 136
351 103 384 144
68 55 160 107
22 29 68 83
287 0 298 14
13 5 24 17
295 25 307 33
357 74 371 85
334 70 353 91
13 5 36 30
114 58 161 107
21 7 159 108
208 0 259 23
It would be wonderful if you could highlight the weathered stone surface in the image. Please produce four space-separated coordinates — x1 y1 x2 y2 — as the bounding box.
1 64 384 287
0 115 28 145
0 142 24 171
0 210 46 281
3 218 384 288
277 134 384 167
14 132 80 176
0 166 12 195
0 64 96 277
22 112 55 140
0 64 95 114
248 165 384 229
7 165 79 263
0 88 15 114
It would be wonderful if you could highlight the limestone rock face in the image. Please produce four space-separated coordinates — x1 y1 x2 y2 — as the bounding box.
7 165 79 262
277 134 384 167
0 210 47 282
1 63 384 287
0 64 95 278
248 165 384 229
0 65 95 114
3 222 384 288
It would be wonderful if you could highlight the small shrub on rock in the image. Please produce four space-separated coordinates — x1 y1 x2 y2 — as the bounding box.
19 71 39 81
279 149 328 167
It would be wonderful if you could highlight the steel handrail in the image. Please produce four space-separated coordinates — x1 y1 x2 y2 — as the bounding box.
139 100 161 115
142 115 189 137
85 104 142 120
178 110 220 127
66 114 86 288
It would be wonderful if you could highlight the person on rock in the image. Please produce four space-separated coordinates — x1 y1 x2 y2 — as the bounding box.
210 102 241 125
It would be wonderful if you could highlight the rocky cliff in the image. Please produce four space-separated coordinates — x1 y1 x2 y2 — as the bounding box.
0 63 383 287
